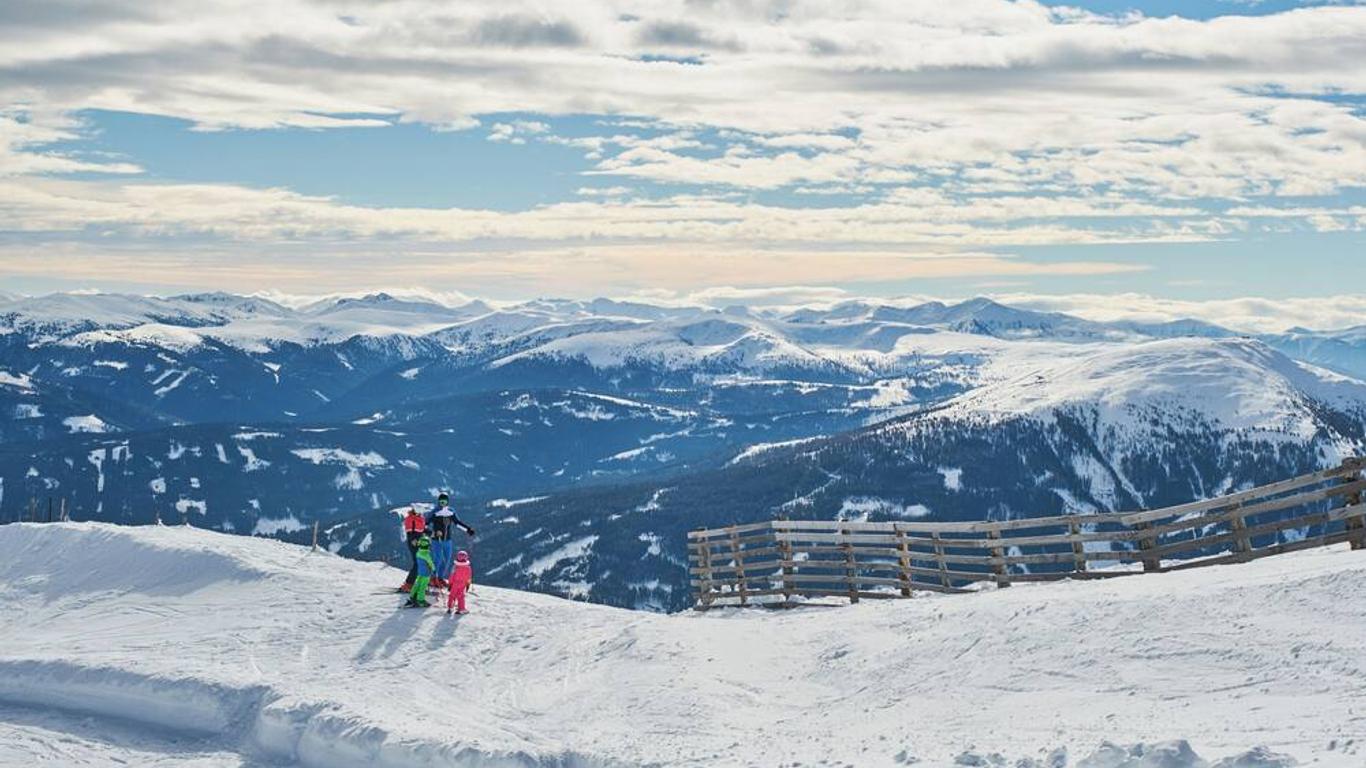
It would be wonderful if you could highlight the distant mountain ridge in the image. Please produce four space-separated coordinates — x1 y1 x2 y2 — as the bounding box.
3 291 1365 611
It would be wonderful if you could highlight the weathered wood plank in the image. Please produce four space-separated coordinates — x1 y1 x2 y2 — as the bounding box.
1145 505 1341 560
1001 570 1140 583
689 544 784 562
1119 462 1360 526
690 561 984 581
1134 478 1366 541
761 514 1131 535
688 521 772 539
693 533 781 550
1159 529 1358 573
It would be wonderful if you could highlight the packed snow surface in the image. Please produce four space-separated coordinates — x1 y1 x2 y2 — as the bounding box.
1 523 1364 767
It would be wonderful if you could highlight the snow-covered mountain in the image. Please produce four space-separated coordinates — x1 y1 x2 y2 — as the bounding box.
315 337 1366 611
1262 324 1366 381
4 291 1366 612
0 522 1356 766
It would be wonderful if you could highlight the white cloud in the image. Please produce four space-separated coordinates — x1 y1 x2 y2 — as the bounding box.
994 292 1366 334
488 119 550 143
2 2 1363 200
0 240 1142 296
0 1 1364 291
0 111 141 177
0 176 1222 247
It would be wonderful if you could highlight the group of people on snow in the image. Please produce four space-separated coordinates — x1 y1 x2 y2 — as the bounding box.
400 492 476 614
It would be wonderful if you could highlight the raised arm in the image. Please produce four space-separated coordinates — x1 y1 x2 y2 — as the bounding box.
455 515 476 537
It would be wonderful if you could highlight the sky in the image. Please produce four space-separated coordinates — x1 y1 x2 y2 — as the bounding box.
0 0 1364 323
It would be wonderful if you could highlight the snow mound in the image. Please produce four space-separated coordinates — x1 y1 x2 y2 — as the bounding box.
0 524 270 598
2 523 1365 766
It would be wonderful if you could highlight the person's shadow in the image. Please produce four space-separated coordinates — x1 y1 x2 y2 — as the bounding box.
426 612 462 650
354 609 427 663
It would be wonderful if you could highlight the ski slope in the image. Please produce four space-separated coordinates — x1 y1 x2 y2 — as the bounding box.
1 523 1363 767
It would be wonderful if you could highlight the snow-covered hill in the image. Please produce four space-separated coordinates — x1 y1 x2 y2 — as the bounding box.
1 522 1360 767
927 337 1366 451
404 338 1366 611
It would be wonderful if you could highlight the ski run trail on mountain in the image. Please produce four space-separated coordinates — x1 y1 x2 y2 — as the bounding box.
1 524 1363 767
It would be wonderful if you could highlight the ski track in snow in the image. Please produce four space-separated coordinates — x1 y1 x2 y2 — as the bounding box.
0 524 1364 766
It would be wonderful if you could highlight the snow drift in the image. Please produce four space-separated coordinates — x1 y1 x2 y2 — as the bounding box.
1 523 1364 766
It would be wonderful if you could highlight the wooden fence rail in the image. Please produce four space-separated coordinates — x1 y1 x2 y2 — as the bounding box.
688 457 1366 609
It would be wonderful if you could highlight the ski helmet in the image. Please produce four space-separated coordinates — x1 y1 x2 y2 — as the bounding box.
437 492 450 507
417 535 431 549
456 550 469 563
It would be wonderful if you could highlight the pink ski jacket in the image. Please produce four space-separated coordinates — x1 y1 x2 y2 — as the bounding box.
451 560 472 589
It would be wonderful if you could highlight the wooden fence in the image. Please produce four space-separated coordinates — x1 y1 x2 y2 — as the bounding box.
688 457 1366 609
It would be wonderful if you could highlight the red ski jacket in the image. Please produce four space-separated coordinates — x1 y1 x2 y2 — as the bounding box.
403 513 426 534
451 561 472 589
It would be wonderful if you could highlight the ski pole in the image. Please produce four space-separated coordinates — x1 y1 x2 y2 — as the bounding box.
468 529 477 593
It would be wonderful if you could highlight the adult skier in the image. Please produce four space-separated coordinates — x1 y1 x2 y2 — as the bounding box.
427 492 475 588
405 535 436 608
398 506 427 593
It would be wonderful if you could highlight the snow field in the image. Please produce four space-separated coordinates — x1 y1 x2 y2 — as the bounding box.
1 523 1364 767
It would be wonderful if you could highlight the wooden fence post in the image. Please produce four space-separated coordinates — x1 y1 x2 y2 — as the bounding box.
841 526 858 604
699 534 716 608
1136 521 1160 572
1068 519 1087 575
28 498 36 523
1341 459 1365 551
776 520 794 602
895 526 912 597
730 525 747 606
987 528 1010 588
1229 504 1251 556
47 497 53 523
690 531 709 610
59 498 67 522
932 531 951 589
312 520 320 552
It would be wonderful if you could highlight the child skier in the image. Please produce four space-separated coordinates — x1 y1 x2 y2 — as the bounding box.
398 506 427 593
405 535 435 608
446 550 473 615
